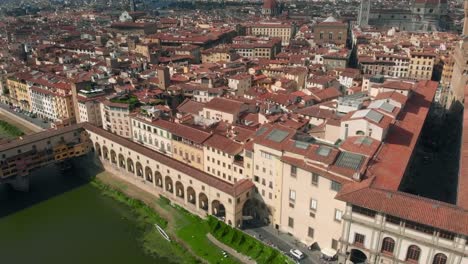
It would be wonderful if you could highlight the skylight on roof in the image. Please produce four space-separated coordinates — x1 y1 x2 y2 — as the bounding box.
294 141 310 150
335 152 364 170
366 110 384 123
256 126 268 136
354 137 373 146
266 129 289 143
316 145 332 156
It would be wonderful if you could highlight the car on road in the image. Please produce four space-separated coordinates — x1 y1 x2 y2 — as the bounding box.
289 249 305 260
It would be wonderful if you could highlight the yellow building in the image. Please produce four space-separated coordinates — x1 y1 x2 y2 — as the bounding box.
201 47 238 63
7 75 31 111
244 22 295 46
408 51 436 80
171 123 211 171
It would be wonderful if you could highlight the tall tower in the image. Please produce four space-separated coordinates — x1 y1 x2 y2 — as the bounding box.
129 0 136 12
358 0 371 27
447 0 468 109
464 0 468 35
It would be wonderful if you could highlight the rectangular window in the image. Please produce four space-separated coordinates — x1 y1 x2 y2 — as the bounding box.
308 227 314 238
331 239 338 250
334 209 343 222
288 217 294 228
405 220 434 235
354 233 365 245
290 165 297 177
289 190 296 202
310 199 317 211
352 206 376 217
312 173 319 186
386 215 401 225
331 181 342 192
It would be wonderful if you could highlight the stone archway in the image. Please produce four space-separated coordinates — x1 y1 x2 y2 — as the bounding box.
110 150 117 164
102 146 109 160
187 187 196 205
135 162 143 177
155 171 163 188
127 158 134 173
95 142 101 157
119 154 126 169
199 192 208 211
145 166 153 182
165 176 173 193
241 199 263 228
175 181 184 198
350 249 367 264
211 200 226 219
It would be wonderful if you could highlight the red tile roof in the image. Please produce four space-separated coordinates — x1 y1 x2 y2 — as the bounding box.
336 182 468 236
204 134 243 155
334 81 468 235
204 97 245 114
83 124 254 196
366 80 438 190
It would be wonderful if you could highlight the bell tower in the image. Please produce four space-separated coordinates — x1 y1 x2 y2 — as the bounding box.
358 0 371 27
464 0 468 35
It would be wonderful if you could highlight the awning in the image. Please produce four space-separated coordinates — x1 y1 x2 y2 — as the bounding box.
321 248 337 257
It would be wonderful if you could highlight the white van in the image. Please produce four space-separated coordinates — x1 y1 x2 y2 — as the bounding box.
289 249 305 260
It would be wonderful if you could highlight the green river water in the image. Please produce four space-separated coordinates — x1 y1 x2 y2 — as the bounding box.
0 165 175 264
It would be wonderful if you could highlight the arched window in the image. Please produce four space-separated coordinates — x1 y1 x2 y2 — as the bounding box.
406 245 421 262
381 237 395 254
432 253 447 264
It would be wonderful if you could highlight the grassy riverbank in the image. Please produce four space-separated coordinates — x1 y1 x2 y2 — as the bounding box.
91 179 202 263
0 119 24 139
91 176 241 264
208 216 294 264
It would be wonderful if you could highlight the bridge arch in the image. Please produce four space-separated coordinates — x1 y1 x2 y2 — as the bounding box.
95 142 102 157
118 154 125 169
127 158 134 173
199 192 208 211
175 181 184 198
212 200 226 219
102 146 109 161
187 186 196 205
145 166 153 183
155 171 163 188
165 176 173 193
135 162 143 177
110 150 117 164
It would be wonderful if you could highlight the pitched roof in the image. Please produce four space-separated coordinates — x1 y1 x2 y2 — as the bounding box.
204 134 243 155
204 97 245 114
83 124 254 196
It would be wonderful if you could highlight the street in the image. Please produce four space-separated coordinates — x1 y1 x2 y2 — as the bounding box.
243 225 335 264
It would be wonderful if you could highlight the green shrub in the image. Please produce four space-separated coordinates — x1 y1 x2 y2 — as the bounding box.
207 216 294 264
0 120 24 137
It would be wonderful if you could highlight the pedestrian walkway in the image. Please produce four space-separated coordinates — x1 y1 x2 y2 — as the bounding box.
0 103 50 130
206 234 256 264
244 225 336 264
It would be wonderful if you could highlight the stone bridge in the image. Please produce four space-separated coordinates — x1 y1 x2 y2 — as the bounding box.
0 123 255 227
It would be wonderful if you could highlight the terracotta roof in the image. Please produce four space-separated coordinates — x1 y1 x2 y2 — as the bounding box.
339 136 381 157
380 81 414 91
0 124 83 152
204 97 245 114
83 124 254 196
171 123 212 144
365 80 438 190
336 182 468 236
177 99 205 115
204 134 243 155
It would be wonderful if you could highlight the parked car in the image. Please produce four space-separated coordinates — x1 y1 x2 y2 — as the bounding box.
289 249 305 260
